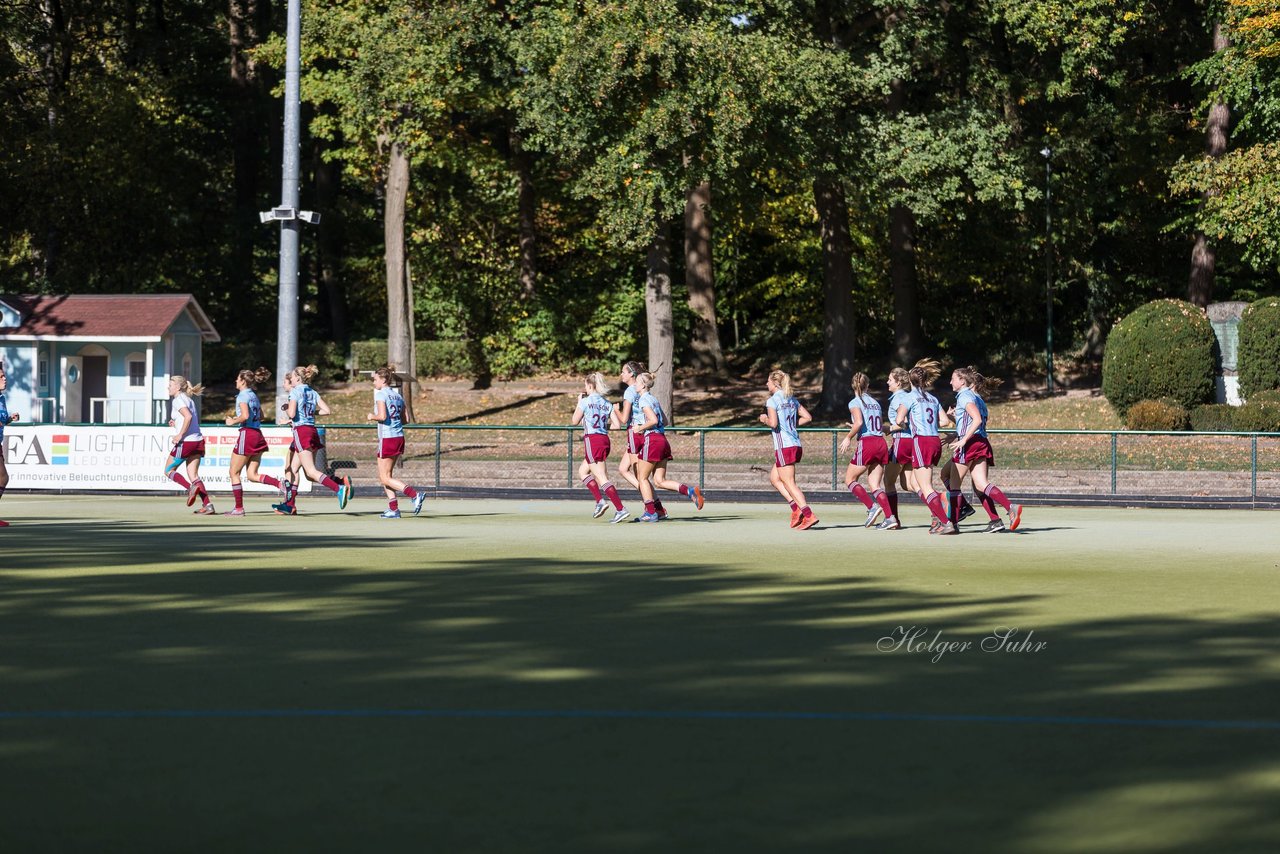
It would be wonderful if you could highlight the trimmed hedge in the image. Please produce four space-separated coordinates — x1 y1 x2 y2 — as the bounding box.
349 340 472 378
1237 297 1280 400
1231 399 1280 433
1125 399 1189 431
1103 299 1216 417
1190 404 1236 432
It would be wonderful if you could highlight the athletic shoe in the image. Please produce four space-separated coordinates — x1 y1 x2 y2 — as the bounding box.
194 505 216 515
186 481 201 507
797 513 819 531
937 522 958 535
338 476 352 510
1008 504 1023 531
875 516 900 531
958 502 976 523
610 508 630 524
271 502 296 516
656 506 669 520
929 517 942 534
690 486 704 510
790 507 802 528
863 505 884 528
412 492 426 516
223 508 245 517
982 520 1006 533
635 512 660 522
380 509 401 519
164 455 183 475
592 499 608 519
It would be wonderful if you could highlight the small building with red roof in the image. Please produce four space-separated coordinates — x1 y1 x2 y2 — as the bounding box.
0 294 220 424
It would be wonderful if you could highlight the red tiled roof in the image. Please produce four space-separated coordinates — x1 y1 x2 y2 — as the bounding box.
0 294 218 340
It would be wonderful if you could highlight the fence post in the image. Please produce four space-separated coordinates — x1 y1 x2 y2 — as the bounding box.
831 430 838 490
434 427 442 490
1110 432 1117 495
567 428 574 488
699 429 706 490
1252 434 1258 501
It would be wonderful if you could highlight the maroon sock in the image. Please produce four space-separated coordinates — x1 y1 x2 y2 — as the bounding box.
985 485 1013 513
645 500 656 515
978 490 1000 520
788 500 799 512
948 490 962 524
925 491 948 523
194 479 208 500
678 484 691 496
389 499 399 511
887 492 899 516
603 482 623 510
403 486 419 499
260 475 281 490
321 475 341 493
849 483 873 510
874 490 893 518
583 476 603 501
801 505 813 518
169 471 191 490
654 499 665 512
233 484 244 509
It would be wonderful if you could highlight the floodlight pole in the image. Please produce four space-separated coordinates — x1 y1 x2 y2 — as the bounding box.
274 0 302 410
1041 146 1054 396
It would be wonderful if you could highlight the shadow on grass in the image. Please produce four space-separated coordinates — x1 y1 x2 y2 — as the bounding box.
0 529 1276 852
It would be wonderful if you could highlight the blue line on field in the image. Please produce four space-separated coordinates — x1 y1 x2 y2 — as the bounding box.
1 707 1277 731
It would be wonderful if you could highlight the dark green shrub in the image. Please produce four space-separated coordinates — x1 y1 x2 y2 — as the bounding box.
202 341 272 383
1125 399 1189 431
1237 298 1280 400
1230 400 1280 433
349 340 471 378
1103 299 1215 417
1189 404 1236 432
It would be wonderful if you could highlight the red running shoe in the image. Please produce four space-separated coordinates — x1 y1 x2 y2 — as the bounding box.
797 513 819 531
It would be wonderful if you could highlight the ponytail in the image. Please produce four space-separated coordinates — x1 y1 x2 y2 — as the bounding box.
171 375 204 396
237 367 272 389
768 369 793 398
955 366 1003 397
907 358 942 390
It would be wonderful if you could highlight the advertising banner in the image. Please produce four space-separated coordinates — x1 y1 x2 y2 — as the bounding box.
1 425 313 493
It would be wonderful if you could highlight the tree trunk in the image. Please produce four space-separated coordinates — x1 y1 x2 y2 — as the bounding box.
684 180 725 374
512 128 538 300
383 138 415 421
313 130 348 345
37 0 71 280
814 177 856 413
888 77 924 364
228 0 264 332
646 221 675 421
1189 21 1230 308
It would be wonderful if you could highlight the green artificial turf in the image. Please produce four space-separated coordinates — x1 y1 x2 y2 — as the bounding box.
1 495 1277 852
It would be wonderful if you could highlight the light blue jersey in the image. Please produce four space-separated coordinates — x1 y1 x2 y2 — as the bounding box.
888 389 914 437
290 384 320 427
954 388 988 439
374 387 405 439
848 394 883 439
766 390 802 450
235 388 263 429
577 392 613 435
636 391 666 435
906 390 941 437
623 385 641 429
0 393 8 439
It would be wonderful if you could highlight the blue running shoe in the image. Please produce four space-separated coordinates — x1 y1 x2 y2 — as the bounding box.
338 475 352 510
381 509 401 519
610 508 630 524
635 512 660 522
412 492 426 516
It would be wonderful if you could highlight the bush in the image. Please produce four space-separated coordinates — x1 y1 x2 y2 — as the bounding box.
1189 404 1236 432
1125 399 1189 431
1237 298 1280 400
1103 299 1216 417
349 340 471 378
1246 388 1280 405
1230 400 1280 433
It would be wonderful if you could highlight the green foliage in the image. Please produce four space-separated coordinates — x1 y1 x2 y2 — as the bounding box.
1230 399 1280 432
1103 300 1216 416
349 340 471 378
1249 388 1280 404
1189 404 1237 432
1124 399 1189 431
1237 298 1280 399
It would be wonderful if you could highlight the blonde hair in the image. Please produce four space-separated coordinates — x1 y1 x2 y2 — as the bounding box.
372 364 397 385
850 372 870 398
585 372 610 395
635 372 654 391
170 375 204 396
237 367 271 389
768 370 793 398
954 366 1003 397
292 364 319 385
889 366 911 388
907 358 942 390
